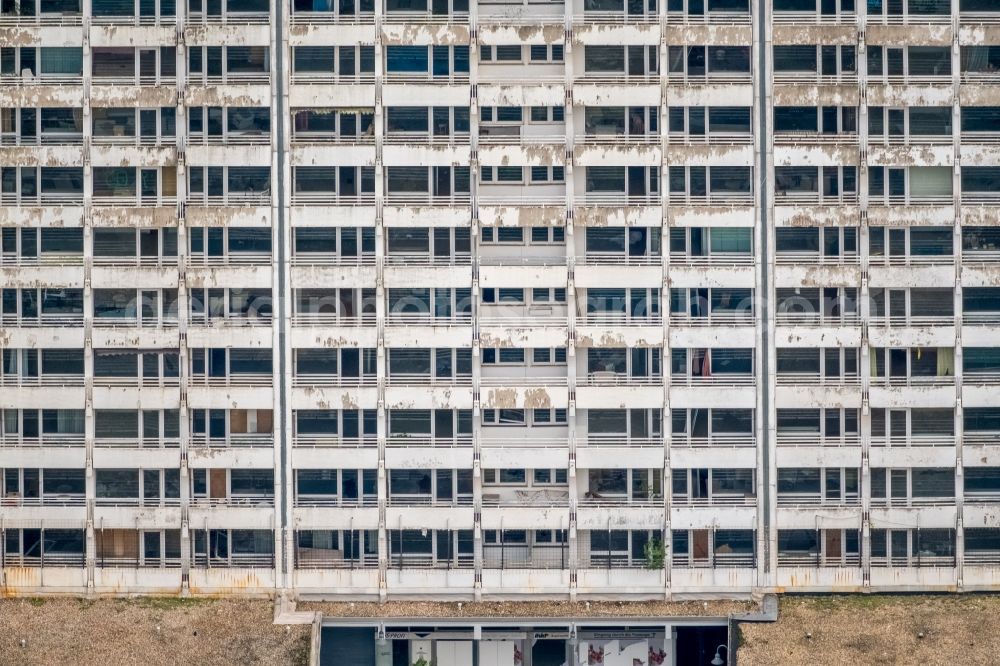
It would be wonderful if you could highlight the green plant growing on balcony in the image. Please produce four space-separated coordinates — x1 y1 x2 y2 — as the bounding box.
644 539 666 570
412 658 431 666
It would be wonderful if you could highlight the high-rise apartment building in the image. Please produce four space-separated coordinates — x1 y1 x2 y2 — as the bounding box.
1 0 998 599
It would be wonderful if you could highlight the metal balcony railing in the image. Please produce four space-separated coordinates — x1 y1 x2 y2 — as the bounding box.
93 437 181 449
289 11 375 25
774 252 858 266
777 553 861 567
385 435 473 448
0 132 84 146
775 373 861 387
672 552 755 568
668 312 755 327
385 373 473 387
669 373 756 387
293 496 377 508
292 434 377 448
187 373 272 388
775 433 860 447
583 373 663 387
775 493 859 507
386 495 473 508
291 373 377 388
294 551 379 570
292 313 376 327
585 435 661 448
673 494 757 507
188 433 273 448
771 10 855 25
0 13 83 25
772 132 857 147
667 131 754 146
669 434 756 448
667 191 754 206
0 434 85 448
870 434 955 447
186 11 270 24
0 374 85 387
190 553 275 568
186 253 271 267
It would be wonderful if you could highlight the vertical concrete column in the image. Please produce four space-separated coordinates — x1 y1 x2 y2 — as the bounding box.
82 0 96 592
756 0 777 583
175 0 191 591
274 0 294 591
658 0 670 599
562 0 577 599
468 0 484 602
373 0 388 600
856 0 871 588
950 2 964 589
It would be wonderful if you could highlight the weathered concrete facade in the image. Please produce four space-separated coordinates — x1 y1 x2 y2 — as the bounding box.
1 0 999 600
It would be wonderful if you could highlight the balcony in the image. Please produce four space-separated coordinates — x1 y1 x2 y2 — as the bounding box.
94 436 181 449
775 433 860 447
292 434 377 448
0 433 85 448
188 433 273 449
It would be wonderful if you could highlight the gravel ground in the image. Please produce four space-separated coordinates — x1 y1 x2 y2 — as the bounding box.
302 599 757 618
0 598 311 666
738 595 1000 666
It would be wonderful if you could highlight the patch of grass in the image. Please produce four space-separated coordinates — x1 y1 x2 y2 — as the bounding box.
134 597 212 611
28 598 45 607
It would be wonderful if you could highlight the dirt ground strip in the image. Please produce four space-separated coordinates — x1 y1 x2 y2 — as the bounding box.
737 595 1000 666
0 597 311 666
300 598 757 619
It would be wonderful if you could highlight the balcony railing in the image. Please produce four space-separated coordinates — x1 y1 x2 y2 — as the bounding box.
482 544 569 570
775 493 859 507
577 253 661 266
386 495 473 508
190 494 275 508
667 191 754 206
292 373 377 388
668 252 755 266
578 495 663 508
187 314 272 327
0 313 84 327
668 312 755 326
290 253 376 266
291 192 376 207
772 10 855 25
92 255 178 267
672 552 755 568
673 494 757 507
775 433 861 447
291 131 375 145
0 374 85 387
91 75 176 87
383 253 471 267
669 373 756 387
186 192 271 206
191 553 275 568
0 253 84 267
90 14 177 25
2 553 85 567
574 11 658 25
773 132 857 147
289 11 375 25
186 10 270 24
387 554 474 569
870 434 955 447
867 315 954 327
94 496 181 507
777 553 861 567
774 252 858 266
583 373 663 387
188 433 274 448
292 434 377 448
0 434 85 448
292 313 377 327
385 435 473 448
187 373 272 387
295 551 379 570
670 434 756 448
775 373 861 387
0 132 84 146
0 13 83 25
186 252 271 267
386 373 473 387
774 312 860 326
479 375 566 387
585 435 661 448
1 494 86 507
667 132 754 146
94 437 181 449
576 313 662 327
870 555 955 568
772 71 858 85
294 496 378 508
774 191 858 206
